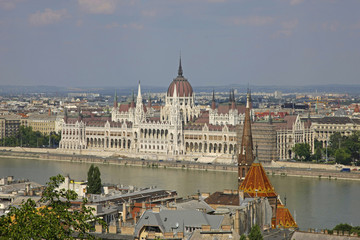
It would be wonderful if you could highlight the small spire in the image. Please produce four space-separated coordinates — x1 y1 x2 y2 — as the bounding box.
147 92 152 108
173 83 177 98
114 90 118 108
178 55 183 77
64 108 68 123
246 90 251 109
211 89 216 110
130 90 135 108
137 81 142 99
268 111 272 124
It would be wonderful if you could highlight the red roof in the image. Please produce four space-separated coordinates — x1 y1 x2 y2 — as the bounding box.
217 105 246 114
167 78 193 97
274 204 298 228
239 163 277 198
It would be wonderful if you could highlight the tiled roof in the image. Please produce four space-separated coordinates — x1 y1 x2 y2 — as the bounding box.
167 77 193 97
272 115 297 130
204 191 239 206
312 117 353 124
239 163 277 198
217 105 246 114
275 204 298 228
134 209 224 237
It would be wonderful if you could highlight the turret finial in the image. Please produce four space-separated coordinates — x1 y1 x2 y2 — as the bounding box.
178 54 183 77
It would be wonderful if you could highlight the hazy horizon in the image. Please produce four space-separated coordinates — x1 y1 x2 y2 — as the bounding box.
1 0 360 88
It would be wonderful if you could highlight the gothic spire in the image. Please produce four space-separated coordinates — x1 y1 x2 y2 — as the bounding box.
147 92 152 108
238 90 255 187
229 89 232 104
211 89 216 110
137 81 142 100
130 90 135 108
231 89 236 109
113 90 118 108
178 55 183 77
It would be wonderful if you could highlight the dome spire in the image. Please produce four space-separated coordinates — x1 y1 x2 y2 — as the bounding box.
178 54 183 77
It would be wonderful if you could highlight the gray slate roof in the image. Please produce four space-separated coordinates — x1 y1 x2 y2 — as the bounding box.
134 209 224 237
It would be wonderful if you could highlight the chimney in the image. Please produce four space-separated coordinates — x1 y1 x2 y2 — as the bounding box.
25 183 31 195
122 203 127 223
152 207 160 213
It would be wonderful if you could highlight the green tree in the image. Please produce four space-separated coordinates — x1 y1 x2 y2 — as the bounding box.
87 164 102 194
312 147 322 162
334 148 352 165
333 223 353 233
0 174 105 239
293 143 311 161
248 225 263 240
240 234 247 240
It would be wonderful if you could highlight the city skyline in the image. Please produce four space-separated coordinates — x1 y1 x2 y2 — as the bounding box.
1 0 360 87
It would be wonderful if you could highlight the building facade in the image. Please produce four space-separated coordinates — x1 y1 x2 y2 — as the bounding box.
59 60 277 163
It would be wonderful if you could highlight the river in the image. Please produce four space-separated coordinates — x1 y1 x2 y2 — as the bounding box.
0 157 359 231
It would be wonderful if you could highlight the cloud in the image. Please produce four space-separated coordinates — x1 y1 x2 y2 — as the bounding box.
322 21 339 32
350 21 360 30
0 0 25 10
290 0 304 5
78 0 117 14
141 10 157 18
272 19 298 38
122 23 143 30
28 8 69 26
206 0 227 2
231 16 274 26
0 0 23 10
105 22 120 29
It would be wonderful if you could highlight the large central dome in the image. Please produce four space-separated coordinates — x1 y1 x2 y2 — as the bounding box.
167 58 193 97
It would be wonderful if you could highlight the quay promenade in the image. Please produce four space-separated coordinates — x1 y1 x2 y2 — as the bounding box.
0 147 359 181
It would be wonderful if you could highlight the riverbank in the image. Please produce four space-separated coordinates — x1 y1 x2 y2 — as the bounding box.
0 147 359 181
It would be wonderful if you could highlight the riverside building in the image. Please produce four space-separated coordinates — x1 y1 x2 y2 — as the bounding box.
59 59 278 163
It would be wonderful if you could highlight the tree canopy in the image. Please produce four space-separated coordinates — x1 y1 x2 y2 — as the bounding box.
248 224 263 240
87 164 102 194
1 125 61 148
292 143 311 161
327 131 360 165
0 174 105 239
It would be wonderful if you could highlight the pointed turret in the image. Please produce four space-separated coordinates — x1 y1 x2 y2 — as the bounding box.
238 90 254 187
147 93 152 108
173 83 177 98
137 81 142 99
228 89 232 105
113 90 118 108
231 89 236 110
77 107 82 122
130 90 135 108
178 55 183 77
211 89 216 110
64 108 68 124
268 111 272 124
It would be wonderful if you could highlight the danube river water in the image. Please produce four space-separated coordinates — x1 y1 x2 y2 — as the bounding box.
1 157 359 230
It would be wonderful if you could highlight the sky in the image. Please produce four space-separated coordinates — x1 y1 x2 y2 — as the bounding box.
0 0 360 88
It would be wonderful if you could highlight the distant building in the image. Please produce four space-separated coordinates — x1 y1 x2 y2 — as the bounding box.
59 58 278 163
0 114 21 140
134 207 224 240
275 115 360 160
22 113 57 136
